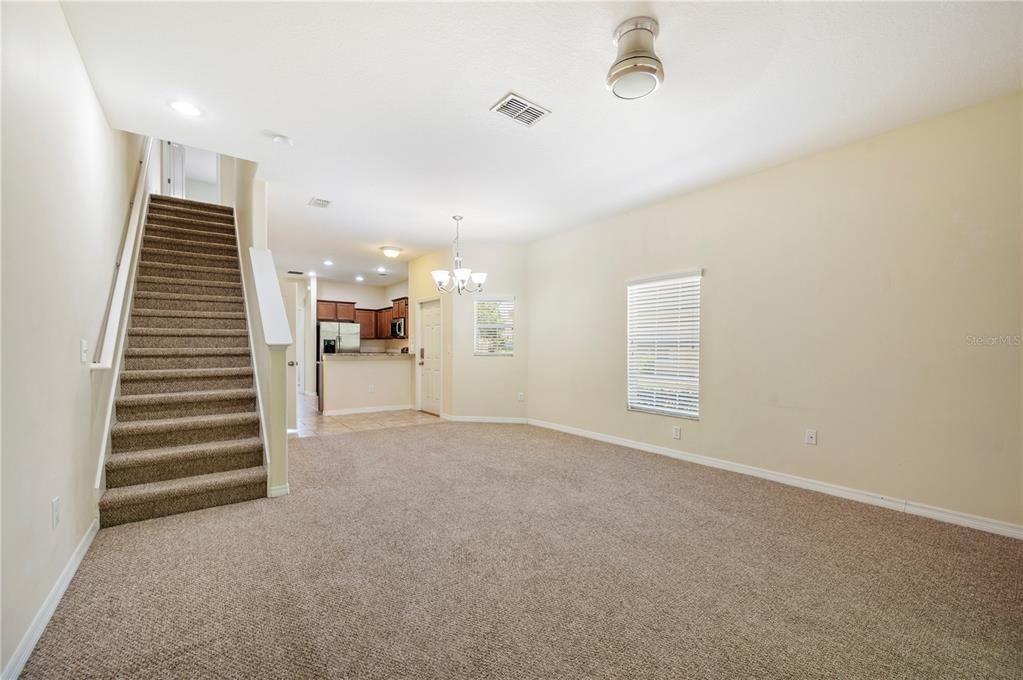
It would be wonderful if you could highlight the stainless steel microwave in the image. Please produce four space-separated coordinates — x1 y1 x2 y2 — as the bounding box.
390 317 405 338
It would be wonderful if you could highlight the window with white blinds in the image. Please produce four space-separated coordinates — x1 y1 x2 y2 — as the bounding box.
474 298 514 355
627 272 701 419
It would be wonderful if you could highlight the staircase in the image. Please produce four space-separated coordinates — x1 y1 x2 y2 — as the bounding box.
99 195 266 528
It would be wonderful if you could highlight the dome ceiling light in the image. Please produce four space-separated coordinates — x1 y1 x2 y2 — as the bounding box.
379 246 403 258
606 17 664 100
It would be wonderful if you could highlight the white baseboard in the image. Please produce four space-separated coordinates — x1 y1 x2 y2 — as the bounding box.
322 404 411 416
441 414 528 424
527 419 1023 541
2 519 99 680
269 484 290 498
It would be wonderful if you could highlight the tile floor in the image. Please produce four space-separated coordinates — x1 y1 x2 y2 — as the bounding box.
290 393 439 437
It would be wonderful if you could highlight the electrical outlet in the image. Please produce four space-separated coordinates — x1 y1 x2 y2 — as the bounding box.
517 392 525 402
805 429 818 445
672 426 682 440
51 497 61 528
80 339 88 364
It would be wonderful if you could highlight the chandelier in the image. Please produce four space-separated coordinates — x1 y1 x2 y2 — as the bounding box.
431 216 488 295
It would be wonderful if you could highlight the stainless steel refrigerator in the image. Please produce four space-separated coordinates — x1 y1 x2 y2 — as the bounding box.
318 322 361 356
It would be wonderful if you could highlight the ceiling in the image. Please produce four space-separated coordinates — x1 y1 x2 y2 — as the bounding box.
64 2 1021 280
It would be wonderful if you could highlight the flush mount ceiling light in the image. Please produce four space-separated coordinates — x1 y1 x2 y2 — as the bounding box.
355 275 365 282
606 17 664 100
271 134 293 146
170 100 201 116
323 260 333 266
432 216 488 295
376 266 387 274
379 246 403 258
308 271 317 277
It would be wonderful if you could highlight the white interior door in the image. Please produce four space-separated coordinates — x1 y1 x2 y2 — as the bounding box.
420 299 442 415
296 307 305 393
162 141 185 197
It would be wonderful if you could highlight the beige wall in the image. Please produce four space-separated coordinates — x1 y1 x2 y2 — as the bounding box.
1 2 137 668
527 93 1022 525
317 279 391 309
321 358 413 414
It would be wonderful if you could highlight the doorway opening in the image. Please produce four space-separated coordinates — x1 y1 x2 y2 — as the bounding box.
161 141 220 203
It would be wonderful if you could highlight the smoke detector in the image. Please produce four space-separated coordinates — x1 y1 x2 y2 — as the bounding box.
607 17 664 100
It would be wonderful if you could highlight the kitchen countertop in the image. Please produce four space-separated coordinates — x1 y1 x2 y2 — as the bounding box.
322 353 412 360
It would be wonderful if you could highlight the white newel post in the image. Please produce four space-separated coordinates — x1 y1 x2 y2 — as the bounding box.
267 345 290 497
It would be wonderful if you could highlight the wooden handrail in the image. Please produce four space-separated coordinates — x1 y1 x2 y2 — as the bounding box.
91 136 154 371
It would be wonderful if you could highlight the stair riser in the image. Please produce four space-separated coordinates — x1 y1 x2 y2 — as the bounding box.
143 235 237 257
147 216 236 235
141 250 239 269
128 334 249 349
112 420 260 453
146 225 236 246
120 374 253 396
131 314 246 330
106 449 263 488
139 264 241 284
124 354 252 370
99 480 265 527
132 296 244 313
116 396 257 421
135 279 242 296
148 207 234 224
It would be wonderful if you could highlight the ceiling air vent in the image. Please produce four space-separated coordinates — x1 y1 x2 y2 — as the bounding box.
308 197 331 208
491 93 550 127
287 270 304 275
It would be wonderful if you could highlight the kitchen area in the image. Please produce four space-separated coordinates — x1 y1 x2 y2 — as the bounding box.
314 286 417 417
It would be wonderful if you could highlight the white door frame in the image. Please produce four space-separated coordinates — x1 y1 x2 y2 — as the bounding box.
416 297 442 413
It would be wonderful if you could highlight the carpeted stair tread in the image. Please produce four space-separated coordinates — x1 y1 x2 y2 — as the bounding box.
125 346 251 357
150 194 233 214
129 327 248 337
142 247 239 265
121 367 253 382
140 261 240 276
116 387 257 408
111 411 259 437
106 437 262 471
132 309 246 320
136 275 241 290
144 235 237 252
99 466 266 509
150 195 233 213
148 204 235 222
145 224 236 244
147 214 237 233
135 291 243 304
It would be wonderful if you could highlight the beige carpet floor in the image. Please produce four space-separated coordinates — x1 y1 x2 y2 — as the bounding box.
21 423 1022 679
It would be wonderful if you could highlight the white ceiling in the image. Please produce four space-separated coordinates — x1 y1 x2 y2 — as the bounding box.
64 2 1021 280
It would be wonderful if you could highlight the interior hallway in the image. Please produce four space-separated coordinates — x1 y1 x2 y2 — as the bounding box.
291 393 439 437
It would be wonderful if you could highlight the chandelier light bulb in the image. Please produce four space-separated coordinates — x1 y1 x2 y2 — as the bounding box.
432 270 451 286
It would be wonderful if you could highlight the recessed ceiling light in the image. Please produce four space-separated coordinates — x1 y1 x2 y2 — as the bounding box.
323 260 333 266
379 246 403 258
376 266 386 274
355 275 364 282
170 100 201 116
271 134 293 146
308 271 317 277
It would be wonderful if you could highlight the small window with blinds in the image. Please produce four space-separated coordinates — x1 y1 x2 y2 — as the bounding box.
474 298 514 356
627 272 702 419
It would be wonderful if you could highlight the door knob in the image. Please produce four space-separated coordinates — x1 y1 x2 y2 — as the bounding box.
287 361 297 366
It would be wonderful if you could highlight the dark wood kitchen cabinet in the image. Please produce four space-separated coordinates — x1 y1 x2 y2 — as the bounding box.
317 300 356 322
376 307 392 339
355 309 376 339
392 297 408 320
